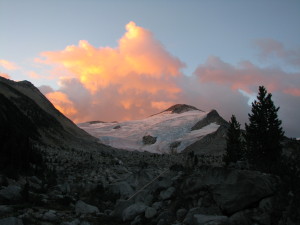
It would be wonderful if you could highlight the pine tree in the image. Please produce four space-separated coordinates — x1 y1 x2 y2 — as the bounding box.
223 115 244 165
245 86 284 172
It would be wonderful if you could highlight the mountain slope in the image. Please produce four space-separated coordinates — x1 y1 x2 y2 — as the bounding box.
0 77 102 150
79 104 228 154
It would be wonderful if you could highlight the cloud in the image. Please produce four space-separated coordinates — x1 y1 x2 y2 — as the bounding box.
0 59 19 70
0 73 10 79
37 22 185 122
193 56 300 137
46 91 77 118
255 38 300 66
33 22 299 137
194 56 300 96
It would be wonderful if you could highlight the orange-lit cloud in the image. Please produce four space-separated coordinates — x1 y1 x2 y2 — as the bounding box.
0 73 10 79
195 56 300 95
37 21 185 121
0 59 19 70
46 91 78 119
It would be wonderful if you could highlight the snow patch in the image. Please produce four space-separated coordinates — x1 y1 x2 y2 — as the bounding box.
78 110 220 154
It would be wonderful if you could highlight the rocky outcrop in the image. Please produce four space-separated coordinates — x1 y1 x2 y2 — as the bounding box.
191 110 228 130
163 104 202 114
143 135 157 145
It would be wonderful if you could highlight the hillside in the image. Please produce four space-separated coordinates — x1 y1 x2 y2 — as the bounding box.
0 77 103 151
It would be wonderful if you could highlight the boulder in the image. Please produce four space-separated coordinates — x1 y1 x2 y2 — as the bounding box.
160 186 175 200
0 217 23 225
181 168 277 215
145 207 157 219
109 181 134 199
229 210 252 225
122 202 147 221
42 210 58 222
152 201 163 210
0 205 13 216
176 208 187 221
75 200 99 215
192 214 229 225
142 135 157 145
211 171 276 214
156 210 175 225
0 185 21 202
111 199 134 219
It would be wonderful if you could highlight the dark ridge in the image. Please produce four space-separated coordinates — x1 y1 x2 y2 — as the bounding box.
191 109 228 131
88 121 105 124
163 104 204 114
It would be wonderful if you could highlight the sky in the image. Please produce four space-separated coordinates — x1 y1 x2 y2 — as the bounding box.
0 0 300 137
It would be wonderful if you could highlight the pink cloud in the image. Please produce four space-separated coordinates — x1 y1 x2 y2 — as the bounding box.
255 38 300 66
0 59 19 70
36 22 185 122
194 56 300 95
0 73 10 79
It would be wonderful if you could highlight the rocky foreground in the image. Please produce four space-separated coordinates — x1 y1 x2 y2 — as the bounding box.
0 145 296 225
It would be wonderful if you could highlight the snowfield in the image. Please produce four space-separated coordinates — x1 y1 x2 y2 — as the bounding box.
78 110 220 154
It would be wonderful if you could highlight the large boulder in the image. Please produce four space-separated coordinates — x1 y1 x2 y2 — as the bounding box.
160 186 176 200
122 202 147 221
145 207 157 219
211 171 276 214
181 168 277 215
192 214 229 225
0 217 23 225
0 185 22 202
109 181 134 199
75 200 99 215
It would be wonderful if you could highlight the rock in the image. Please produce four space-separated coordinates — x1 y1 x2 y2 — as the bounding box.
157 177 173 189
211 170 276 214
61 219 80 225
143 135 157 145
160 186 176 200
181 168 277 215
0 205 13 216
42 210 58 222
0 185 21 202
109 181 134 199
0 217 23 225
131 215 142 225
75 200 99 215
111 199 134 219
152 201 163 210
145 207 157 219
259 197 273 213
192 214 229 225
183 208 202 225
156 211 175 225
176 208 187 221
122 203 147 221
229 210 252 225
134 190 153 205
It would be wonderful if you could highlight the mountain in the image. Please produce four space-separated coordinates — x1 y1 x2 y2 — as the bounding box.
1 77 299 224
78 104 229 154
0 77 106 151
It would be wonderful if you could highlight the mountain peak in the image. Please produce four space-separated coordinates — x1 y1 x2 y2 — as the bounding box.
163 104 203 114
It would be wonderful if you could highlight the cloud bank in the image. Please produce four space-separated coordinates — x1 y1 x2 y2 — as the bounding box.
38 22 185 122
34 23 300 137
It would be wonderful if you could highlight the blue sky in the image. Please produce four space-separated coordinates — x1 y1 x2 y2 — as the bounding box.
1 0 300 136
